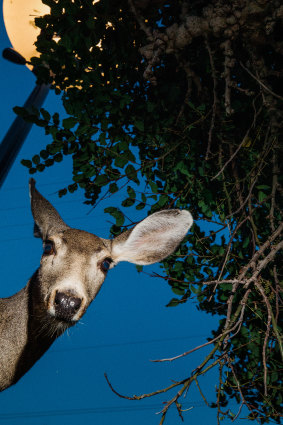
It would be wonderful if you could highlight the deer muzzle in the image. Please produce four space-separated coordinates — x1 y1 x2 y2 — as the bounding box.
52 290 83 322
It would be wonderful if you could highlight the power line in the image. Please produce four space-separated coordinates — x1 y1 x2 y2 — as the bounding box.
0 197 86 213
51 334 207 353
0 213 107 230
0 401 210 420
1 179 71 193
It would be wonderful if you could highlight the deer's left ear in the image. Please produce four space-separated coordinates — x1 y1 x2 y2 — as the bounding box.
29 179 69 240
111 210 193 265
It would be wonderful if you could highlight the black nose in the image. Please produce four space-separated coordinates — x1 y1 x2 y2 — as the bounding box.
54 291 82 322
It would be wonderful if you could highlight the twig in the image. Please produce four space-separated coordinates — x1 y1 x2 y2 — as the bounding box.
273 265 281 322
222 40 235 115
224 289 251 347
254 280 271 396
228 359 253 420
153 289 251 363
205 38 218 159
104 372 187 401
212 98 264 181
240 62 283 101
157 356 222 423
269 148 279 233
230 142 245 213
128 0 153 41
212 137 249 181
239 221 283 280
105 344 222 424
202 279 246 286
247 239 283 284
226 131 274 219
194 377 209 406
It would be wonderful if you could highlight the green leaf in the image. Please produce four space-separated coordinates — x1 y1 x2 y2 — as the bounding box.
45 158 54 167
115 154 128 168
258 191 266 203
172 287 185 295
95 175 109 186
36 164 45 172
158 195 168 208
59 188 67 197
149 180 158 193
54 153 63 162
242 237 250 248
166 298 180 307
68 183 78 193
52 112 60 125
21 159 32 168
176 161 190 177
136 202 146 210
104 207 125 227
122 198 135 207
127 186 136 199
125 164 139 183
40 150 49 160
109 183 119 194
134 120 144 132
63 117 77 130
32 155 41 165
40 108 51 121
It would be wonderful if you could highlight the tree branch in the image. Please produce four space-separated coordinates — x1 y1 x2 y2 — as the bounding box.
240 61 283 101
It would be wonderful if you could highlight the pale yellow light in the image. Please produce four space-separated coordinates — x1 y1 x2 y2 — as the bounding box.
3 0 115 88
96 39 103 51
3 0 50 70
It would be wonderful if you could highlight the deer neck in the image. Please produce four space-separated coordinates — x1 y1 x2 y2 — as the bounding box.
0 271 66 391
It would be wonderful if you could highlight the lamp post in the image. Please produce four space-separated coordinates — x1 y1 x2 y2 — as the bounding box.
0 0 50 188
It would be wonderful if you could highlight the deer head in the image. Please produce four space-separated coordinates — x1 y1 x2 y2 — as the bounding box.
29 178 193 328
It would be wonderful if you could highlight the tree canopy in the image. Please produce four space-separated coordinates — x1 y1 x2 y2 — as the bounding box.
17 0 282 423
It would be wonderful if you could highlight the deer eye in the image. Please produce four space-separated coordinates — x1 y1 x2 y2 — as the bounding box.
100 258 112 272
43 241 55 256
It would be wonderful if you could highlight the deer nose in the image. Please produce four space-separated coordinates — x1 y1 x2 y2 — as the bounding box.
54 291 82 322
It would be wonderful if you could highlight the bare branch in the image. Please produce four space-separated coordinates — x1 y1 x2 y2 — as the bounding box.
212 136 249 181
205 38 218 159
239 221 283 280
104 372 186 401
154 289 251 362
254 280 272 396
221 40 235 115
240 62 283 101
128 0 153 41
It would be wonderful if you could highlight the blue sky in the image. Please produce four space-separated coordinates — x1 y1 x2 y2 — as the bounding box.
0 4 251 424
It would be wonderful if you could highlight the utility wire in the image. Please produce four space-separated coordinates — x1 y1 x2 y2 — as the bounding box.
0 400 212 420
1 179 71 193
0 213 107 230
0 197 86 213
51 334 207 353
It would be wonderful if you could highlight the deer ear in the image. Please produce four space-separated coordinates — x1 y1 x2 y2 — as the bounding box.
111 210 193 265
29 179 69 240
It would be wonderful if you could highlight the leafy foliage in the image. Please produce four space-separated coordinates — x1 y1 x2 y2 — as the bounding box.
18 0 283 423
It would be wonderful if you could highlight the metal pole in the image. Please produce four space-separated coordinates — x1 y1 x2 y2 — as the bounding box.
0 83 49 188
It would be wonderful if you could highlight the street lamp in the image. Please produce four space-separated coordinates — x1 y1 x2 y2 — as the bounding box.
0 0 51 188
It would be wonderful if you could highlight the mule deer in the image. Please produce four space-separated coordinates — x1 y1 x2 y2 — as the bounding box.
0 179 193 391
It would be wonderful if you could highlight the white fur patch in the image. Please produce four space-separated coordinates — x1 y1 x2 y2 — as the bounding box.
52 277 87 299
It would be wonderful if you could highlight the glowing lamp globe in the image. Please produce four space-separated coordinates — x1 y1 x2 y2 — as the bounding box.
3 0 50 70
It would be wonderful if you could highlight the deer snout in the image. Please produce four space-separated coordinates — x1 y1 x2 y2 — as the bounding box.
53 291 83 322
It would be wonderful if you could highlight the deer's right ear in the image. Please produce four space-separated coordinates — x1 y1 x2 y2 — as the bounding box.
29 179 69 240
111 209 193 265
